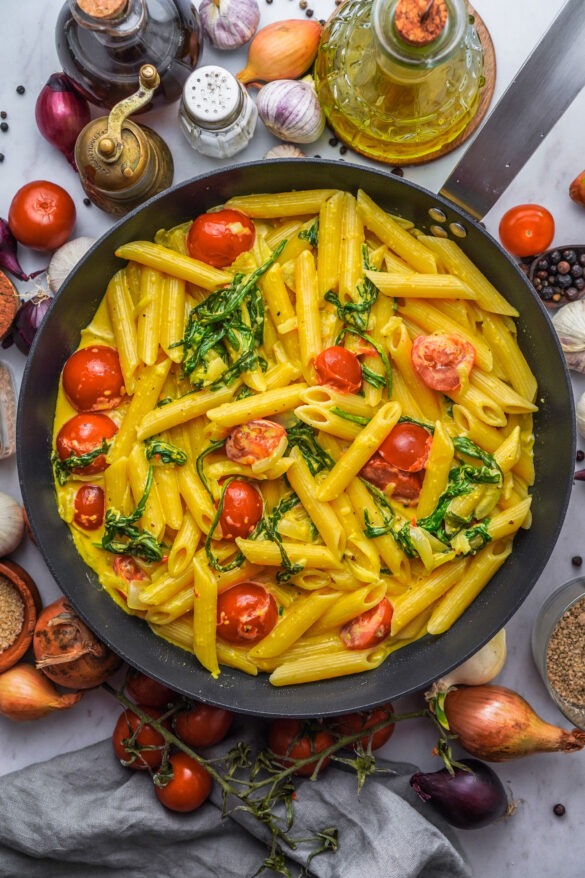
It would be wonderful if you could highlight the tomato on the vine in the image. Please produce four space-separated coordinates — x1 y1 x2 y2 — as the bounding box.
216 581 278 645
218 479 263 540
155 752 213 812
186 208 255 268
173 701 234 748
330 704 395 751
62 345 125 412
55 412 118 476
268 718 335 776
73 484 105 530
411 333 476 393
225 419 288 467
498 203 555 257
378 422 432 472
126 670 176 709
112 706 167 771
314 345 362 393
8 180 76 251
340 598 393 650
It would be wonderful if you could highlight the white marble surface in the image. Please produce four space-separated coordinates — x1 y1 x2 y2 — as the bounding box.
2 0 585 874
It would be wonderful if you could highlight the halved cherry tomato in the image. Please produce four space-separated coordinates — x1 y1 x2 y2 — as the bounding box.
498 203 555 258
314 345 362 393
112 706 167 771
56 412 118 476
173 701 234 748
73 484 105 530
126 670 176 708
62 345 125 412
340 598 393 650
8 180 76 251
359 454 424 506
186 208 255 268
268 718 335 776
154 752 213 812
411 333 475 393
378 422 432 472
225 419 288 467
330 703 395 751
218 479 263 539
216 581 278 645
113 555 147 582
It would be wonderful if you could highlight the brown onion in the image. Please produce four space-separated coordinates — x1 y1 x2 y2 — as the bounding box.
442 684 585 761
33 596 122 689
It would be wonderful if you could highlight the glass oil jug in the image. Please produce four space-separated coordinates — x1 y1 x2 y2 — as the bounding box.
56 0 203 110
314 0 484 164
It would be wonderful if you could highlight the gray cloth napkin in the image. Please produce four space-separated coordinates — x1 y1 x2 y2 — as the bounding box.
0 719 471 878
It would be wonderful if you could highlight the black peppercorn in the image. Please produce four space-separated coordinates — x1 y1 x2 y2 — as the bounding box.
83 197 92 207
572 556 583 567
577 450 585 462
553 803 566 817
0 122 8 133
0 111 6 119
16 85 25 95
0 153 4 163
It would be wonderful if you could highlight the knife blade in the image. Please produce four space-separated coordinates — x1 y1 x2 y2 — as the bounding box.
440 0 585 220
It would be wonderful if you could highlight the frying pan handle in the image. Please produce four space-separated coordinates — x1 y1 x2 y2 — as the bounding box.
440 0 585 220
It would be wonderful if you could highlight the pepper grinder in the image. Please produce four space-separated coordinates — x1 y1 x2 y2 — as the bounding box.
75 64 174 216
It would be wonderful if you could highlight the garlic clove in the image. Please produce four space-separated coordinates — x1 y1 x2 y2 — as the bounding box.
264 144 306 159
257 77 325 144
0 490 25 556
47 236 96 294
199 0 260 50
551 298 585 355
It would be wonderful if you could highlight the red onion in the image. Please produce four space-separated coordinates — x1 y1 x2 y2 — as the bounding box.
11 292 53 354
0 217 29 280
410 758 509 829
35 73 91 170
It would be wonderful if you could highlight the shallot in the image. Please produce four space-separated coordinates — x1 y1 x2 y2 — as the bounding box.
0 663 83 721
11 291 53 355
35 73 91 169
410 758 509 829
0 218 29 281
236 19 322 85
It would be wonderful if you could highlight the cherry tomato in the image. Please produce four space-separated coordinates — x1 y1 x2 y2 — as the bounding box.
73 484 105 530
314 345 362 393
411 333 476 393
225 419 288 467
330 703 395 751
498 203 555 257
126 670 176 708
113 555 147 582
359 454 423 506
218 479 263 540
173 701 234 748
186 208 255 268
340 598 393 650
216 581 278 645
112 706 167 771
378 422 432 472
268 718 335 776
56 412 118 476
62 345 125 412
8 180 76 251
155 752 213 812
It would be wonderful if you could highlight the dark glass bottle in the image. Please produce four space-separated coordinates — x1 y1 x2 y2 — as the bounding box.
56 0 203 110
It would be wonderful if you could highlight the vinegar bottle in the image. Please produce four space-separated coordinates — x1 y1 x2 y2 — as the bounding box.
56 0 203 110
314 0 484 164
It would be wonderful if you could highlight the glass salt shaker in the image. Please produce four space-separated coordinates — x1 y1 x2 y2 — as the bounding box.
179 65 257 159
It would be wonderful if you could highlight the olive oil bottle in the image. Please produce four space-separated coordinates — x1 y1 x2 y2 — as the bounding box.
314 0 484 164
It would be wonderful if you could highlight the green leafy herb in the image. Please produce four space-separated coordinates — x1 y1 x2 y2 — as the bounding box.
299 220 319 247
144 437 188 466
330 407 371 426
196 438 227 498
52 439 111 486
361 479 395 539
323 245 378 332
285 420 334 475
251 493 304 583
99 467 164 562
336 326 392 395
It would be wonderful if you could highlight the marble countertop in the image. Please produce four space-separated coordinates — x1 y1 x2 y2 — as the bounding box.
2 0 585 874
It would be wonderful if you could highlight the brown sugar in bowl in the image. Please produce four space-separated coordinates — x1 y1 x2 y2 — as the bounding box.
0 560 43 673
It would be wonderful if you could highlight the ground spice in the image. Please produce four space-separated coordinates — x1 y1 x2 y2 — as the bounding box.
546 594 585 708
0 574 25 652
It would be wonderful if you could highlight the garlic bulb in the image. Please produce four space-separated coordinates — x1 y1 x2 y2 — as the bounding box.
264 143 306 159
425 628 507 697
48 236 96 293
257 77 325 144
199 0 260 50
0 490 25 557
551 299 585 372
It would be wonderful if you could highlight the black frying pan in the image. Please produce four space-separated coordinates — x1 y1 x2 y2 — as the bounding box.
17 159 575 717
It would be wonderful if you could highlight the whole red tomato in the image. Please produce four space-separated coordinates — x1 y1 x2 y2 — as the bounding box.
218 479 263 540
216 581 278 646
330 703 395 751
314 346 362 393
186 208 255 268
126 670 176 708
62 345 125 412
73 484 105 530
55 412 118 476
155 752 213 812
378 422 432 472
268 718 335 776
173 701 234 748
8 180 76 251
112 706 167 771
498 203 555 257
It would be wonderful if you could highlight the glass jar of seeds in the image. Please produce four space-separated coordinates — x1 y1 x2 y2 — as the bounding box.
532 577 585 730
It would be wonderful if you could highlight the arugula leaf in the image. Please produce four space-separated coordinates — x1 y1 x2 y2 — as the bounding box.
299 220 319 246
52 439 111 486
144 438 188 466
285 420 334 475
330 407 371 426
99 467 164 562
251 494 304 583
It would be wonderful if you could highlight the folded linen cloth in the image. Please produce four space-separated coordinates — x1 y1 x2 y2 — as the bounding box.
0 718 471 878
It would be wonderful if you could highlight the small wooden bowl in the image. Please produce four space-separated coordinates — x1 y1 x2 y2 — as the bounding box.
0 560 43 673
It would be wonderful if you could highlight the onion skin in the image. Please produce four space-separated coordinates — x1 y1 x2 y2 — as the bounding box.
0 663 83 721
443 684 585 761
35 73 91 170
33 597 122 690
411 758 509 829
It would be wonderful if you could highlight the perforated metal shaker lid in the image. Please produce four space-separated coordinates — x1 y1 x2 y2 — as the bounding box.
181 65 244 131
